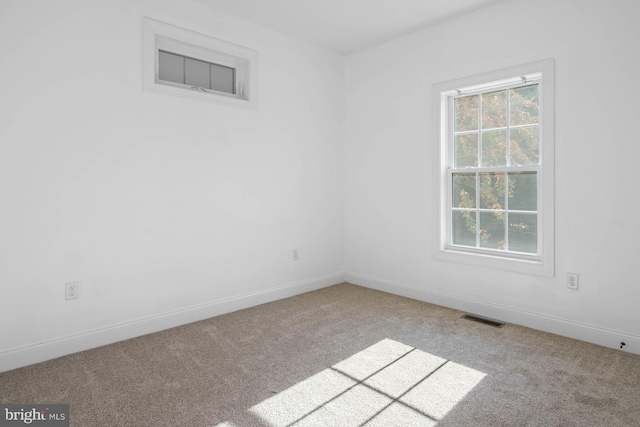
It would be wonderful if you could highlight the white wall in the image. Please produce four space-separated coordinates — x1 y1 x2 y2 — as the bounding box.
0 0 345 370
345 0 640 352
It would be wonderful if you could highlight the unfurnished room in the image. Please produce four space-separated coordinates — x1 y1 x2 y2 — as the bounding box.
1 0 639 426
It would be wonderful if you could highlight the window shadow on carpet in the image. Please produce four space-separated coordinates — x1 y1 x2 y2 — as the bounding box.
217 338 486 426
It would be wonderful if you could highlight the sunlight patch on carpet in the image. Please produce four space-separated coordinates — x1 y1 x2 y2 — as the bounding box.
246 368 355 426
333 338 414 381
217 338 486 426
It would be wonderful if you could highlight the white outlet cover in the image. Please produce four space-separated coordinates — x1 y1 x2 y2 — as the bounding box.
65 281 80 300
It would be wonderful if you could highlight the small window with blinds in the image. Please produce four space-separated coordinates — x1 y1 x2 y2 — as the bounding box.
144 18 258 108
158 50 237 95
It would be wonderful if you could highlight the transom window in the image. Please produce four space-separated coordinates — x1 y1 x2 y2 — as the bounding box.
158 50 237 95
143 18 258 108
434 60 555 276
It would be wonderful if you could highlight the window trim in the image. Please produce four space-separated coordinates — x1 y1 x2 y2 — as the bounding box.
143 17 258 108
433 59 555 277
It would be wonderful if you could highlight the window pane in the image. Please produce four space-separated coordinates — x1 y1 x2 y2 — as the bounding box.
455 95 478 132
479 172 505 210
158 51 184 84
510 85 538 126
482 89 507 129
185 58 210 89
510 127 539 166
453 211 476 247
479 211 505 250
508 213 537 253
452 173 476 208
508 172 537 211
211 63 235 94
454 134 478 168
481 130 507 167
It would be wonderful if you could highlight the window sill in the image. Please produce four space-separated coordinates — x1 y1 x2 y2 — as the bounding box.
434 246 554 277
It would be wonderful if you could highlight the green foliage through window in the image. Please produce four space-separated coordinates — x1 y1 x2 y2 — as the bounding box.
451 84 539 254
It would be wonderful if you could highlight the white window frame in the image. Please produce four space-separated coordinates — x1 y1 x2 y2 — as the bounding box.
433 59 555 277
143 17 258 108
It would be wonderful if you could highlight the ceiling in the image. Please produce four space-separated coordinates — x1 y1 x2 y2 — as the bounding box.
195 0 508 54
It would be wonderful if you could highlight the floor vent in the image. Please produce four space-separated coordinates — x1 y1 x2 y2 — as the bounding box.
461 314 505 328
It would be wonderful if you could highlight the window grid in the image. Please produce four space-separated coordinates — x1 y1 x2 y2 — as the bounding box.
448 82 540 257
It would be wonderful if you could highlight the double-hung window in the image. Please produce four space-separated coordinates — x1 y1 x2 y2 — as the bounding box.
434 60 554 276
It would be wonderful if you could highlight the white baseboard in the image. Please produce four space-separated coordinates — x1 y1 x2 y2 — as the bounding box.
0 272 346 373
346 272 640 356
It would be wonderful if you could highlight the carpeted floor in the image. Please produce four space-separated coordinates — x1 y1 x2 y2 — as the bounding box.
1 283 639 426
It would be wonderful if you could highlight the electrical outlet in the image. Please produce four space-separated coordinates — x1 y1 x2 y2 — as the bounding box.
566 273 579 290
65 281 80 300
292 249 299 261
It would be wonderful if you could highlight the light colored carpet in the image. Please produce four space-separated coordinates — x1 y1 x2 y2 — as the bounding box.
1 283 639 426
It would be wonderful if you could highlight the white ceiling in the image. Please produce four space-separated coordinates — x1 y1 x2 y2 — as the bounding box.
195 0 508 54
